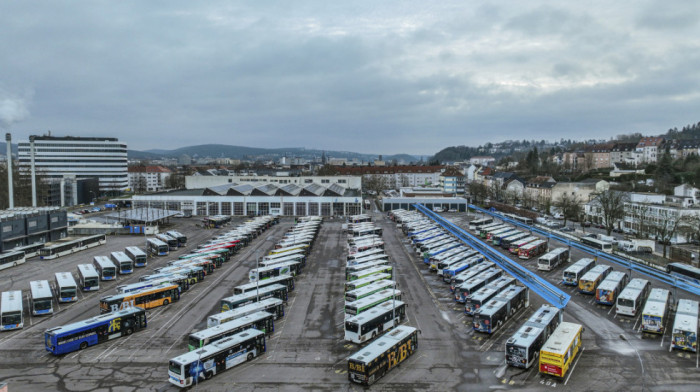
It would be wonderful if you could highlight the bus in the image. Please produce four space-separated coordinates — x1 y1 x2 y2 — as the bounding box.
347 326 418 386
510 215 534 226
234 275 295 295
45 307 147 355
150 266 205 285
260 253 306 269
346 260 392 280
55 272 78 303
13 243 44 259
30 280 54 316
76 264 100 292
449 262 495 292
491 229 520 246
249 261 302 282
93 256 117 281
671 299 699 352
469 217 494 231
345 289 402 319
454 268 503 303
167 258 216 275
99 284 180 313
539 322 583 378
595 271 629 305
347 248 386 264
616 278 651 317
188 311 274 351
347 265 393 282
345 280 397 302
117 275 189 294
473 286 529 334
641 288 673 334
0 250 25 272
268 244 309 257
537 248 569 271
208 298 285 327
464 276 515 315
345 300 406 344
666 262 700 285
345 273 392 292
349 225 383 238
166 231 187 247
434 250 478 274
499 232 530 249
518 240 548 260
220 284 289 312
581 237 613 253
480 224 509 239
562 258 595 286
442 256 486 282
508 236 539 254
505 305 562 369
125 246 147 267
168 330 266 388
111 251 134 275
39 234 106 260
0 291 24 331
578 265 612 294
147 238 169 256
156 233 179 251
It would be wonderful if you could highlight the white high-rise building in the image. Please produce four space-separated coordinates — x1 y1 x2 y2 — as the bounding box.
17 135 128 193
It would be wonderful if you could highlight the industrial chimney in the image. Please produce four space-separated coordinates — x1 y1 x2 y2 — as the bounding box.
5 133 13 208
30 135 37 207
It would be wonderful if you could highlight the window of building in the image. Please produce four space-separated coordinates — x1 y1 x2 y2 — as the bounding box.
308 203 319 216
221 202 232 215
233 202 244 215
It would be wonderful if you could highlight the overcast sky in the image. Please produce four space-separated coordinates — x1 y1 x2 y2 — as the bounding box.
1 1 699 155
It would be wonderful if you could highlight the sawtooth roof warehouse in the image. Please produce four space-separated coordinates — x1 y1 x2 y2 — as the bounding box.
131 182 364 217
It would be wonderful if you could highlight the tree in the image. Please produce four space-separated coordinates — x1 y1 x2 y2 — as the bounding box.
363 174 388 196
468 182 488 204
554 193 582 226
653 209 683 258
679 215 700 259
591 190 629 236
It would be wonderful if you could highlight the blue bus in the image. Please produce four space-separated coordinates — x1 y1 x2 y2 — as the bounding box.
45 307 147 355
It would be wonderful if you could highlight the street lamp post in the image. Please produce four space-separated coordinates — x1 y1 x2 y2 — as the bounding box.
255 249 260 301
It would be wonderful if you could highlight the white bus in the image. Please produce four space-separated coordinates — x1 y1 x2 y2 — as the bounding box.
125 246 147 268
537 248 569 271
562 258 596 286
166 231 187 247
616 278 651 317
77 264 100 291
0 250 26 272
581 237 613 253
168 329 266 388
157 233 179 251
344 300 406 344
111 251 134 275
505 305 562 369
345 273 392 292
30 280 54 316
147 238 169 256
469 217 494 231
39 234 106 260
188 311 274 351
54 272 78 303
208 298 285 328
642 288 673 334
93 256 117 281
345 289 402 320
0 290 24 331
345 280 396 302
671 299 699 352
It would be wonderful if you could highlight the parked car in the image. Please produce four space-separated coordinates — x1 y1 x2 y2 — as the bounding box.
582 222 591 227
612 227 623 233
560 227 575 232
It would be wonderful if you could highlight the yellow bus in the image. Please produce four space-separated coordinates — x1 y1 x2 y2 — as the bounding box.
539 322 583 378
99 284 180 313
577 265 612 294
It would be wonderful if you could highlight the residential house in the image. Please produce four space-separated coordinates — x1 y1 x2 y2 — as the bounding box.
439 167 465 195
128 166 172 192
635 137 664 163
610 142 639 166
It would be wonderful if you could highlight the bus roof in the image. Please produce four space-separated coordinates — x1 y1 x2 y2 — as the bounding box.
221 284 287 304
579 264 611 281
253 261 301 273
597 271 627 291
55 272 76 286
346 289 401 309
348 325 416 364
346 280 396 297
45 307 144 336
507 305 560 348
209 298 283 324
191 311 273 340
170 329 265 365
625 278 650 292
540 248 568 260
147 238 168 246
348 265 392 279
235 274 293 291
30 280 53 298
101 284 178 302
345 273 391 289
673 299 699 333
564 258 595 273
345 300 404 325
125 246 147 256
111 251 132 263
541 322 582 356
94 256 115 268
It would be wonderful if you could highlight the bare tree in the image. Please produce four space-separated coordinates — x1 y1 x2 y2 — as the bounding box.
554 193 582 226
468 182 488 204
653 210 683 258
591 189 629 236
625 203 655 239
679 215 700 260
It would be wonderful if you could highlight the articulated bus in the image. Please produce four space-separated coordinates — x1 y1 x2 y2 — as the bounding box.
347 248 386 264
189 311 274 351
268 244 309 257
345 280 396 302
562 258 596 286
93 256 117 281
347 326 418 386
261 253 306 269
347 265 393 282
537 248 570 271
100 284 180 313
345 289 402 320
39 234 106 260
55 272 78 303
480 224 509 239
616 278 651 317
208 298 285 327
249 261 302 282
539 322 583 378
509 214 534 226
13 243 44 259
666 262 700 285
147 238 169 256
0 250 26 272
442 257 486 282
671 299 699 352
469 217 494 231
77 264 100 291
499 232 529 249
345 300 406 344
125 246 147 267
117 274 190 294
473 286 529 334
464 276 515 315
581 237 613 253
346 260 391 280
156 234 179 251
508 236 539 255
150 266 205 285
166 231 187 247
30 280 54 316
345 273 392 292
641 288 673 334
578 265 613 294
595 271 629 305
234 274 295 295
220 284 289 312
168 329 266 388
0 290 24 331
111 251 134 275
518 240 548 260
45 307 147 355
506 305 562 369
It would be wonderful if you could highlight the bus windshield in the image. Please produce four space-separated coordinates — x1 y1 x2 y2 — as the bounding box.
1 311 22 325
506 344 526 358
168 361 182 375
34 299 53 311
345 321 359 333
618 298 634 308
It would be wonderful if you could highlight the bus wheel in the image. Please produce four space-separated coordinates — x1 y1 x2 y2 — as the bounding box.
80 342 88 350
125 328 133 336
163 299 169 306
372 332 377 340
205 371 213 380
247 353 254 361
